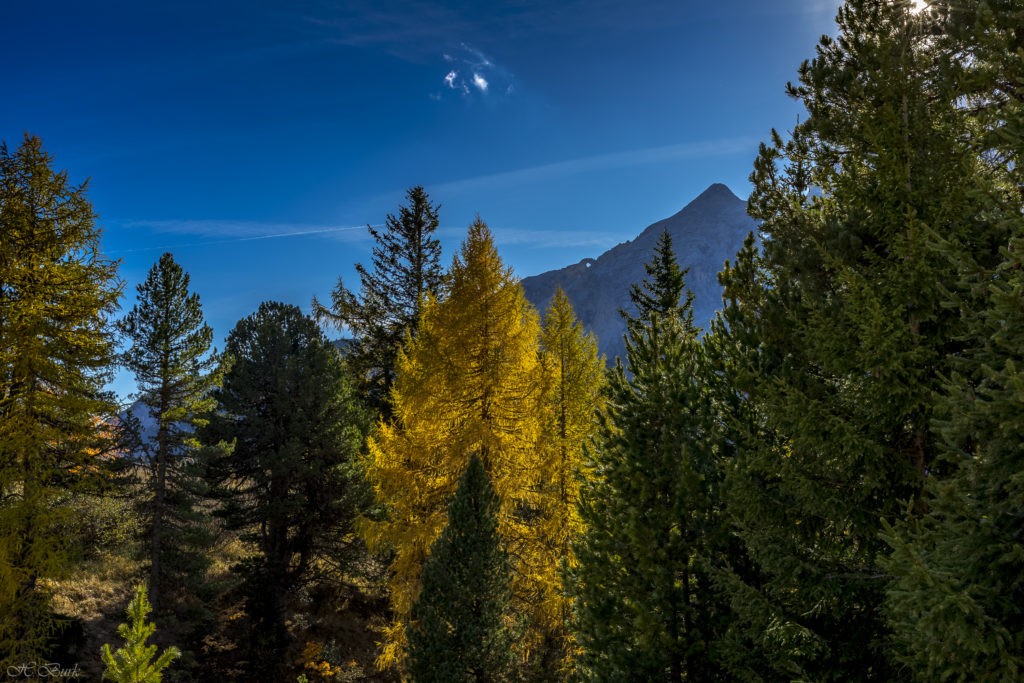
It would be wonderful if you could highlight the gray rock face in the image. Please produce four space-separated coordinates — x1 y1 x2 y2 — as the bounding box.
119 399 193 459
124 399 160 445
521 183 756 363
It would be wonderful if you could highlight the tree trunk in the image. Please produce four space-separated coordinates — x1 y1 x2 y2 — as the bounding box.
150 422 167 611
265 474 292 653
150 381 170 611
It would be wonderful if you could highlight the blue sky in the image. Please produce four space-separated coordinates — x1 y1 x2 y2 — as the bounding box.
1 0 840 399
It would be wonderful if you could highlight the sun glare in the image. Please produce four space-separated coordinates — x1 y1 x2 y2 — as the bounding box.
911 0 929 13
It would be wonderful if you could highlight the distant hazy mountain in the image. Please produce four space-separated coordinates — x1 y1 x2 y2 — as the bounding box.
120 400 192 456
332 338 355 354
123 399 160 445
521 183 756 363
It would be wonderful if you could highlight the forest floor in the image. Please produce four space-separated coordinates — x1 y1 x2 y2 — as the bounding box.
49 524 398 681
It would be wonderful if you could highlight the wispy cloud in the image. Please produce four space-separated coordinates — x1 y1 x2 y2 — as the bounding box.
301 4 467 52
438 226 619 250
298 0 690 51
120 219 371 252
433 137 757 196
124 217 617 256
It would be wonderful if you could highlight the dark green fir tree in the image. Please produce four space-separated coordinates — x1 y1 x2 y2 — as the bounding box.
883 219 1024 681
407 455 517 683
202 302 369 675
313 186 444 416
569 239 728 681
712 1 1006 679
619 229 695 336
881 3 1024 679
119 252 219 614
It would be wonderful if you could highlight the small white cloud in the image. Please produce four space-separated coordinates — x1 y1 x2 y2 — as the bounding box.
432 44 512 101
429 92 441 101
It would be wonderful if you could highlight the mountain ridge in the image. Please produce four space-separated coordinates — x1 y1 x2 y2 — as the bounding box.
521 183 756 362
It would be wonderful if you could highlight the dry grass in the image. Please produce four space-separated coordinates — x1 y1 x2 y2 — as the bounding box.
49 552 141 680
48 526 398 680
51 553 139 621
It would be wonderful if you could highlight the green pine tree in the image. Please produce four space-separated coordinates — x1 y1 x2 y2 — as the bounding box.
712 1 1007 678
101 585 181 682
619 229 695 337
0 133 123 665
569 242 728 681
882 228 1024 678
119 252 220 613
202 301 369 674
313 186 444 416
407 455 517 683
939 0 1024 175
880 3 1024 678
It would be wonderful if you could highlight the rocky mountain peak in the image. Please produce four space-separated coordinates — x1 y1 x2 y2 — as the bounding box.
521 184 756 362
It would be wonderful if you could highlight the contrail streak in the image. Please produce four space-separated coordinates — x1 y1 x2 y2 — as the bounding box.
120 224 371 253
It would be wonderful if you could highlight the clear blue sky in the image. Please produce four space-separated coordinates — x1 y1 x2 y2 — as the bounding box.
1 0 840 399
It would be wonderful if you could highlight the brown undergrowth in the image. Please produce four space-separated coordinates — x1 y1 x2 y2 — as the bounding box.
49 535 399 681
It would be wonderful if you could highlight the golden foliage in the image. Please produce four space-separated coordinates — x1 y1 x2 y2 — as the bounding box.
0 134 123 664
301 641 340 679
360 218 547 670
525 287 605 669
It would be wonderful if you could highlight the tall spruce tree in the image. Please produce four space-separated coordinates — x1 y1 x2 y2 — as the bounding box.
882 220 1024 680
313 186 444 415
713 1 1004 678
407 455 517 683
880 2 1024 678
620 229 694 337
120 252 219 613
360 218 545 671
569 241 728 681
0 134 123 664
202 302 368 674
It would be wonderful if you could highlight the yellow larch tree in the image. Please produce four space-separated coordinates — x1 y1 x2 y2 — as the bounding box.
525 287 605 676
361 217 546 671
0 135 122 664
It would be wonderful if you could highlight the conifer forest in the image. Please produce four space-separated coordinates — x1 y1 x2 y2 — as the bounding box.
1 1 1023 680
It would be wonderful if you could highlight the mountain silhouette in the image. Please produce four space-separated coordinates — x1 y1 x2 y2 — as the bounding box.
521 183 756 362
